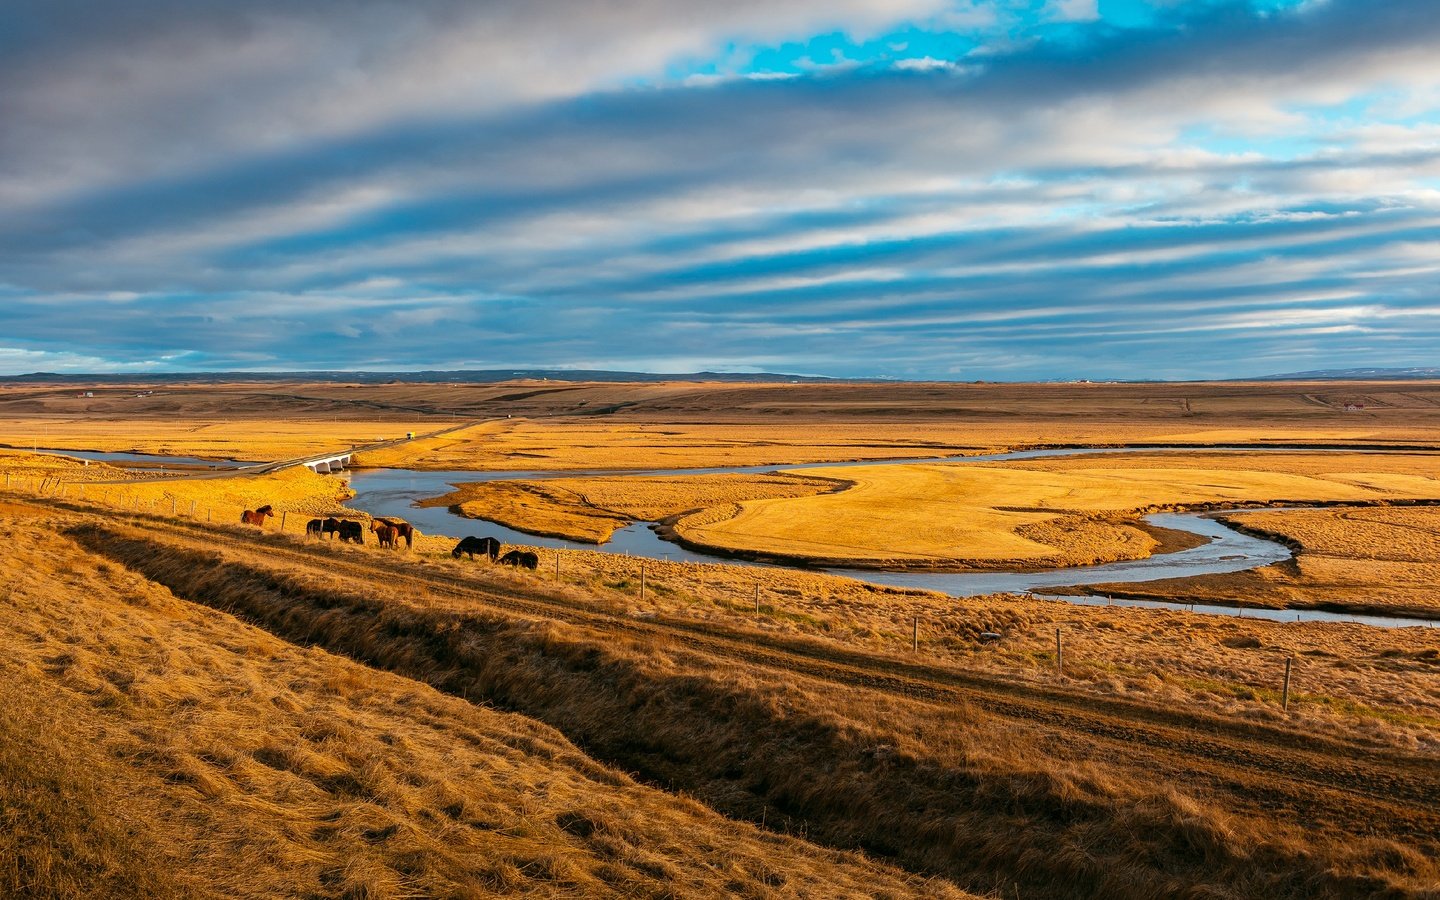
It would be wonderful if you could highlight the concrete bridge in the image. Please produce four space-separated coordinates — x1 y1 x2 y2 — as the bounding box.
301 452 354 474
241 421 479 477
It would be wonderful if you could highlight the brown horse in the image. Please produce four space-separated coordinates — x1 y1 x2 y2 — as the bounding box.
241 504 274 527
375 517 416 549
374 523 398 549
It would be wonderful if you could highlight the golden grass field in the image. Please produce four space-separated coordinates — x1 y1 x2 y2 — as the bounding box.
669 451 1440 568
8 378 1440 469
6 493 1437 898
6 379 1440 897
1056 505 1440 619
1 502 955 899
4 453 1434 751
357 420 999 470
0 416 434 461
424 472 840 542
415 543 1440 752
0 450 357 525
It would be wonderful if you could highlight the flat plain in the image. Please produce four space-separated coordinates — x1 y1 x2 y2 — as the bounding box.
3 378 1439 899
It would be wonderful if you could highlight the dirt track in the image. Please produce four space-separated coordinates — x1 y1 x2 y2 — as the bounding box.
71 506 1440 864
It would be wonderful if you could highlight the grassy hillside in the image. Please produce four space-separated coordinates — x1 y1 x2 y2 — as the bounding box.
0 503 963 898
27 504 1434 899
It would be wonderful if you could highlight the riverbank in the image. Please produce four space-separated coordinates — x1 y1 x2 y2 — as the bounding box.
1050 506 1440 620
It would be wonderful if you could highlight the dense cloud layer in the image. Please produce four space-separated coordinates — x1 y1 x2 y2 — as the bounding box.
3 0 1437 377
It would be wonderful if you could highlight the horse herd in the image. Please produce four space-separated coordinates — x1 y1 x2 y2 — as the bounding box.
301 515 410 547
239 505 539 569
451 535 539 569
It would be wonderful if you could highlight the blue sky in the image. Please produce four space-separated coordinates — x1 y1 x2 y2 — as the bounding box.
1 0 1437 379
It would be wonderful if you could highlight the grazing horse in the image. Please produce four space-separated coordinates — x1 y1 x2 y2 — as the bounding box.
374 523 399 549
376 517 416 549
498 550 539 570
305 518 324 538
452 536 501 561
241 505 274 527
337 521 364 544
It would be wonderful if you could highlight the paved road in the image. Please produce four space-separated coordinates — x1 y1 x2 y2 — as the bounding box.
86 419 485 483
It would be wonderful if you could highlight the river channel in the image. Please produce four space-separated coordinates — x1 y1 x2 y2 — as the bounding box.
37 446 1438 629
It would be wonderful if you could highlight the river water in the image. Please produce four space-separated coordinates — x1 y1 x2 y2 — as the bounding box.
38 445 1437 629
33 448 257 469
339 449 1437 629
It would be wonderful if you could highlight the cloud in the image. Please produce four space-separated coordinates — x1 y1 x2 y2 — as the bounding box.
1044 0 1100 23
1 0 1438 378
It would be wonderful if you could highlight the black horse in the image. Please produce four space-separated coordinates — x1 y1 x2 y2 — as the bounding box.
452 536 501 561
320 517 342 539
305 518 324 538
498 550 539 570
337 520 364 544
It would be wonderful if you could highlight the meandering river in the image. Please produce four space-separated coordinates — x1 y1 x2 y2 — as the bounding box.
37 446 1437 628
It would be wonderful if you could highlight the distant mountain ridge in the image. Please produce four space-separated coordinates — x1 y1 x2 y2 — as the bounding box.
0 369 847 385
1254 367 1440 381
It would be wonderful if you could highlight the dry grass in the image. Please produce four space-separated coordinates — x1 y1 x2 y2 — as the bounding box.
1063 505 1440 619
420 543 1440 751
0 416 432 461
9 379 1440 471
0 450 131 485
7 447 1436 746
63 513 1440 899
0 506 959 899
14 460 1435 750
671 451 1440 568
358 419 1000 470
424 472 839 542
0 678 189 899
0 449 356 529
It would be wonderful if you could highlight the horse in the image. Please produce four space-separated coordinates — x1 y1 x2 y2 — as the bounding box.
452 536 501 561
375 523 398 549
376 517 416 549
241 504 274 527
338 521 364 544
320 517 342 539
498 550 539 570
305 518 324 538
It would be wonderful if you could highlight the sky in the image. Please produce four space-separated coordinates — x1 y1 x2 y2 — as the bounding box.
2 0 1438 380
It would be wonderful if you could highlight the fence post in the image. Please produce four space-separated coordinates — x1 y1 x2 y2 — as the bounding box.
207 507 212 523
912 617 919 652
190 499 196 517
754 584 760 614
171 497 177 515
555 552 560 578
280 511 287 531
1055 628 1063 674
639 562 645 603
1282 657 1293 711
